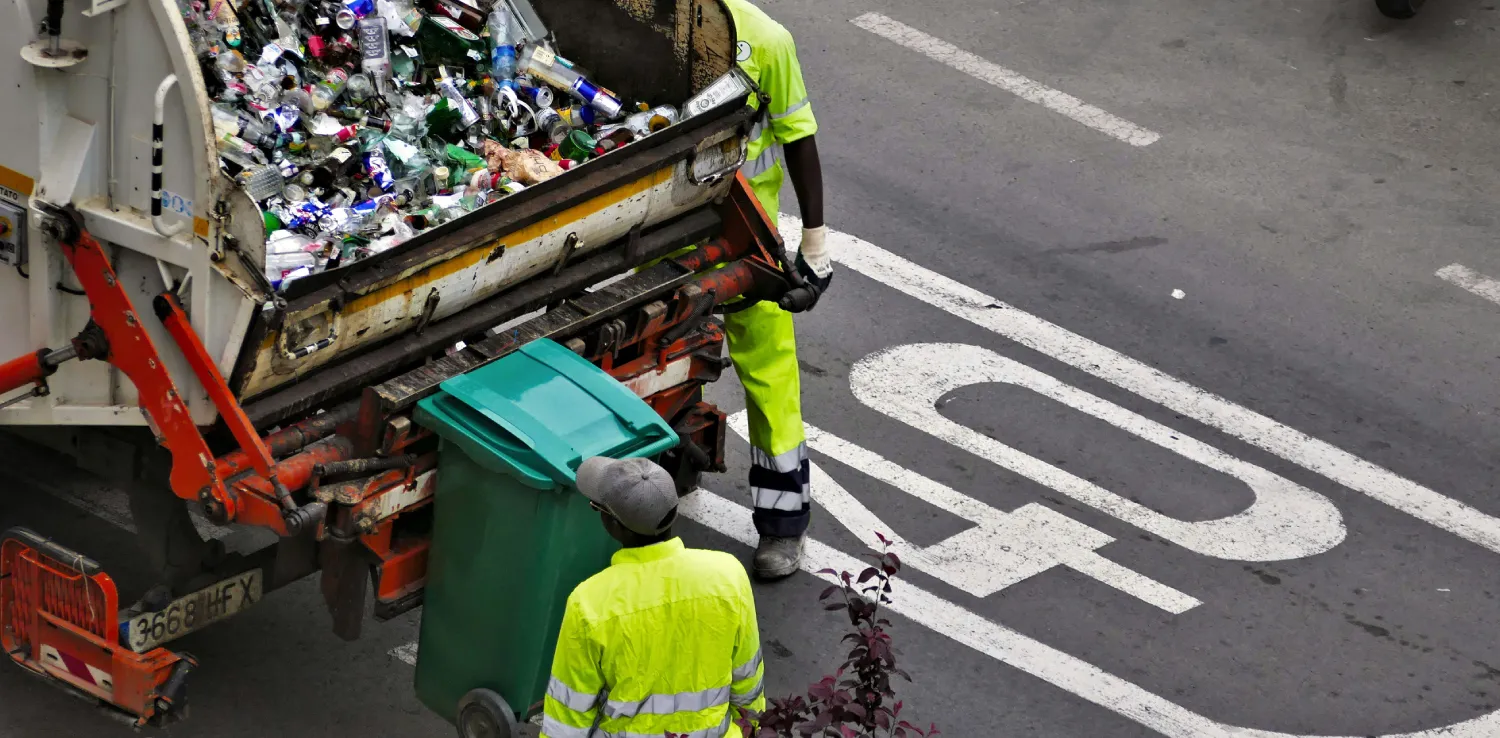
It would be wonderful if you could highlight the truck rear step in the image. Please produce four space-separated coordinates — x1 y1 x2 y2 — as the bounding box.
1 528 194 726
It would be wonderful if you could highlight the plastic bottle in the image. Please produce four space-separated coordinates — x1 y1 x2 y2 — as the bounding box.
266 246 317 289
311 66 352 111
238 164 286 201
346 72 377 103
211 106 277 148
486 5 517 89
436 76 480 129
211 0 243 48
517 45 622 118
283 86 316 114
356 17 391 90
217 132 269 167
215 49 248 74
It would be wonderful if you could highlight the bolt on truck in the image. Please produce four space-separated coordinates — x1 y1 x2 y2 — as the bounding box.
0 0 806 726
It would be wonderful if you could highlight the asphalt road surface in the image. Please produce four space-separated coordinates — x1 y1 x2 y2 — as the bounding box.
6 0 1500 736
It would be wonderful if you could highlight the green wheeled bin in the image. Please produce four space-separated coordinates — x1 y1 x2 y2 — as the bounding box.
412 338 680 738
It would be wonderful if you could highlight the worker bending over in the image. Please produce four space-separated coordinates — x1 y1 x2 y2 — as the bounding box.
724 0 831 579
541 457 766 738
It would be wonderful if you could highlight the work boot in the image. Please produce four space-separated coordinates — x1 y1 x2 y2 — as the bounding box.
753 535 805 580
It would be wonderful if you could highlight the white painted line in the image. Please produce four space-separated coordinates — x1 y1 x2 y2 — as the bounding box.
781 218 1500 558
727 412 1200 612
389 641 419 666
1436 263 1500 305
679 486 1500 738
850 343 1347 562
850 13 1161 147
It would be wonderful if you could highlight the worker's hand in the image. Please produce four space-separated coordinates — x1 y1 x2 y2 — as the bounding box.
779 226 832 313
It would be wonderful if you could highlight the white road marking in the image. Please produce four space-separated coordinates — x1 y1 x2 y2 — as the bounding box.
727 412 1199 612
389 641 419 666
851 343 1347 562
780 218 1500 558
680 486 1500 738
850 13 1161 147
1436 263 1500 305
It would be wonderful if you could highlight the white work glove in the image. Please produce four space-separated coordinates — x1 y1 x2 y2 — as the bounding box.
780 225 833 313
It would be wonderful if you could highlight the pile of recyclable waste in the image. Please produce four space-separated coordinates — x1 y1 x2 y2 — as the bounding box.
188 0 682 289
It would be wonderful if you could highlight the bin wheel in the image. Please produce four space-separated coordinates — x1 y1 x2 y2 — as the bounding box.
1375 0 1425 18
456 689 519 738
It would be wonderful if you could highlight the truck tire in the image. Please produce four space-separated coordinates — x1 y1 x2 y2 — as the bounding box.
1376 0 1425 18
456 689 518 738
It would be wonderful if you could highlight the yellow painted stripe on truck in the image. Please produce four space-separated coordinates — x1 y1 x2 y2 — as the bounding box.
0 165 36 199
258 166 673 353
341 167 671 317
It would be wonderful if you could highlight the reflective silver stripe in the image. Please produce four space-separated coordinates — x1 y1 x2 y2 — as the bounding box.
747 115 768 142
731 678 764 707
539 715 594 738
547 677 603 713
597 710 733 738
741 142 783 180
603 685 730 719
732 650 763 682
770 98 810 119
752 486 807 511
751 444 806 474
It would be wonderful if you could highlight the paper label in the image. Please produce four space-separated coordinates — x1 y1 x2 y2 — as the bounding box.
529 45 556 69
259 43 284 65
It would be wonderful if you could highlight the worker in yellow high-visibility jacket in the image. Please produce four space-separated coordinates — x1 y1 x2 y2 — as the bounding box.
723 0 831 580
541 457 766 738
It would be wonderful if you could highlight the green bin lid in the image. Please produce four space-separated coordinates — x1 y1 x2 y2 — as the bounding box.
414 339 679 489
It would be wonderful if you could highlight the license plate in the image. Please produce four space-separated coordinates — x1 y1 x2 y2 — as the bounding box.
123 570 263 653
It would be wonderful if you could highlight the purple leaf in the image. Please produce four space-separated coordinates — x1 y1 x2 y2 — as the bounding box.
819 585 841 600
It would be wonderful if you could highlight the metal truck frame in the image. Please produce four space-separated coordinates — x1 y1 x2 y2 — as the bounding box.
0 173 800 726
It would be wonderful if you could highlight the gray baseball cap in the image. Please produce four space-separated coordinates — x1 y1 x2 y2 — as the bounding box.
575 456 679 536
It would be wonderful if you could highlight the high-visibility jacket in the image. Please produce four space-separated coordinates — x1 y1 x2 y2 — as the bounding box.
541 537 766 738
725 0 819 229
720 0 817 538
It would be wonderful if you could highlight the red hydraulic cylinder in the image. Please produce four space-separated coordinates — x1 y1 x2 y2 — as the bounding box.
0 351 48 396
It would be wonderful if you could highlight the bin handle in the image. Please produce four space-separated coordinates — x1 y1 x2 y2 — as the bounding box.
518 340 667 436
445 375 583 482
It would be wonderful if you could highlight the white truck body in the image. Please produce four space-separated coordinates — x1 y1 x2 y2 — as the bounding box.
0 0 742 427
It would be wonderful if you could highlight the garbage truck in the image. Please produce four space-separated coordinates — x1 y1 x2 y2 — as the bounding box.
0 0 805 726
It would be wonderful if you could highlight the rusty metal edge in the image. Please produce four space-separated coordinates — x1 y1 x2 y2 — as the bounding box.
227 102 752 398
239 207 723 429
